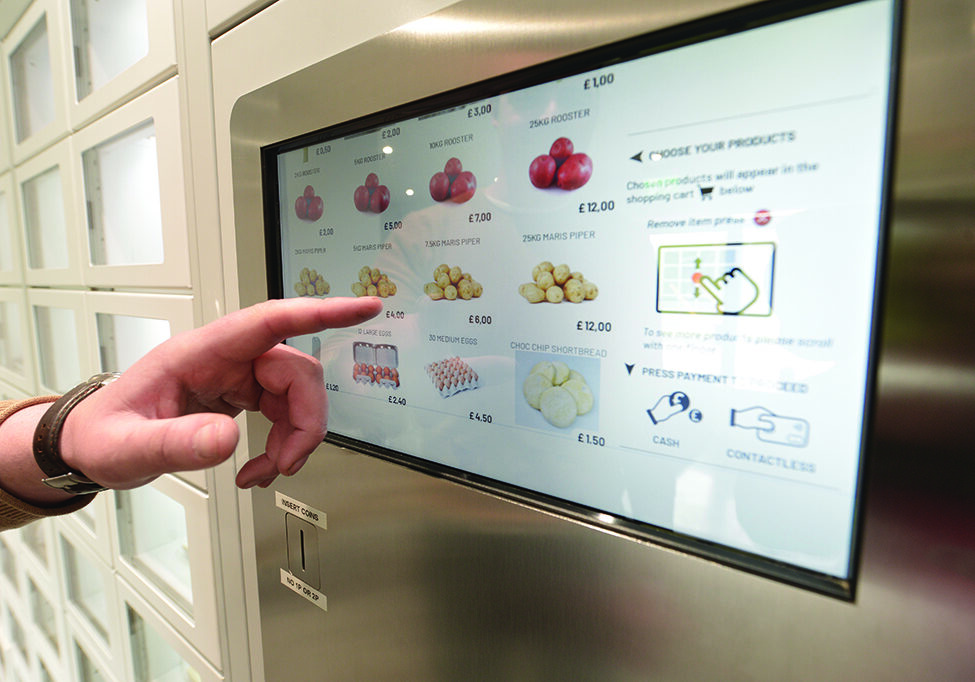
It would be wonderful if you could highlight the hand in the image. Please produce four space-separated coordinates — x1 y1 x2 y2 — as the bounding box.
647 391 690 424
59 297 383 491
700 267 759 314
730 406 774 430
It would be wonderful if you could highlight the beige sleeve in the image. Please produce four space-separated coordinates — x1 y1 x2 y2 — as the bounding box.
0 397 96 531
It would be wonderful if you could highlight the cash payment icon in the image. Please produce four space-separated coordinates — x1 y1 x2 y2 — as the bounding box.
648 391 691 425
730 406 809 447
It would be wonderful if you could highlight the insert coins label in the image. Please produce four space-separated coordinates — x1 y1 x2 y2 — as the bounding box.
281 569 327 612
275 491 327 531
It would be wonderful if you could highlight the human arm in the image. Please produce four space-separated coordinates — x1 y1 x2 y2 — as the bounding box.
0 296 382 519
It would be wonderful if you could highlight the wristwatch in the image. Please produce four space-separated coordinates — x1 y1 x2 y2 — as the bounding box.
33 372 121 495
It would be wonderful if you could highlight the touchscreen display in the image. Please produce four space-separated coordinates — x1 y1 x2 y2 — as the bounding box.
264 0 898 594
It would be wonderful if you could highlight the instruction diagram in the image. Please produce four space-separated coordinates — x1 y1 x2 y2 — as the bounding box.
656 242 775 316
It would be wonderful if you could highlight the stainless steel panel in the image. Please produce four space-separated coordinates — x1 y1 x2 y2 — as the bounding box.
230 0 975 679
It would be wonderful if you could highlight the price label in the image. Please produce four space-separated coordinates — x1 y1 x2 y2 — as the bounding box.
468 314 493 325
578 433 606 446
578 200 615 214
383 220 403 231
385 310 405 320
381 127 400 139
467 103 492 118
325 382 339 392
583 72 615 90
318 227 334 237
577 320 612 332
388 395 407 406
315 145 331 155
469 412 493 424
469 212 492 223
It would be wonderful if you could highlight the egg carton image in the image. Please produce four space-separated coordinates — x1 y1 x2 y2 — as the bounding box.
352 365 400 388
352 342 400 388
425 357 480 398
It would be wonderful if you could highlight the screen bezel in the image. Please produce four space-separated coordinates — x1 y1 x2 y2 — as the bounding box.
261 0 903 600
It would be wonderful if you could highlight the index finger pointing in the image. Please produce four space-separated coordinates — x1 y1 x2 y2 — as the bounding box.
194 297 383 361
699 276 722 301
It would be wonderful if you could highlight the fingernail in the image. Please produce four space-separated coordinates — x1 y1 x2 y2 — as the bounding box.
286 455 310 476
193 424 218 462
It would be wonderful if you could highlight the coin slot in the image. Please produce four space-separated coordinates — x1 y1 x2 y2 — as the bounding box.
285 513 320 590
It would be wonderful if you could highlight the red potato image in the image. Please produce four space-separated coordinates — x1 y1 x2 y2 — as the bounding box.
529 154 557 188
369 185 391 213
295 185 324 222
353 173 391 214
430 157 476 204
556 153 593 190
429 172 450 202
549 137 574 161
529 137 593 191
353 185 371 211
449 171 477 203
444 157 463 178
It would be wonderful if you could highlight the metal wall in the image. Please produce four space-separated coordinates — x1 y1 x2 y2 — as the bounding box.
226 0 975 679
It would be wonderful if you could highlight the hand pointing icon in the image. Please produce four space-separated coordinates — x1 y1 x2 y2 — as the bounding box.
699 267 759 315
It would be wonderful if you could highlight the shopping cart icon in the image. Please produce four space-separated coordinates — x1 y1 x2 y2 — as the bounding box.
699 185 714 200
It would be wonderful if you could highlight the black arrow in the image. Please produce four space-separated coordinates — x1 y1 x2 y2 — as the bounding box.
625 363 635 375
630 151 643 163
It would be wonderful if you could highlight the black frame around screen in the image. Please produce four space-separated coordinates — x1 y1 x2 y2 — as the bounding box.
261 0 903 599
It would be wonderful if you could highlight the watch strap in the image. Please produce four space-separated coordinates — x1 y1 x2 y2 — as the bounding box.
33 372 120 495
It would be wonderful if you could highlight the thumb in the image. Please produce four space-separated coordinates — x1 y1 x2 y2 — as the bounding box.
103 413 240 486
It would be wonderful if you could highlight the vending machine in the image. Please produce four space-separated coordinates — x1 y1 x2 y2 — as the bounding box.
223 0 975 679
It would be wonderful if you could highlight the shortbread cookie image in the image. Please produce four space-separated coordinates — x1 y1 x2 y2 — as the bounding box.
520 357 596 429
539 386 578 428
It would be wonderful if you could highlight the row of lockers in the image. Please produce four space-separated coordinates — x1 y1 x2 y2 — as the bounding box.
0 482 223 681
0 285 224 680
1 2 258 681
0 0 275 171
1 0 177 166
0 286 227 678
0 77 191 289
0 287 193 400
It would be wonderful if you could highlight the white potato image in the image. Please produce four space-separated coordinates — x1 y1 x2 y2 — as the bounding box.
536 271 555 290
523 372 553 410
545 286 565 303
553 264 571 285
539 386 578 428
519 282 546 303
564 278 585 303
